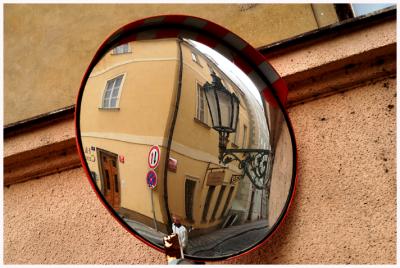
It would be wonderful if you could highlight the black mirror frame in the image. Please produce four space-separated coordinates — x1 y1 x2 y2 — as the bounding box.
74 15 298 262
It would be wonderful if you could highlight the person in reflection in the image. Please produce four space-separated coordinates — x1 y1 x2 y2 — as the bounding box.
171 215 188 254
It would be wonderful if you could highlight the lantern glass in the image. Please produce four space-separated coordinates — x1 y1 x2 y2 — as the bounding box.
204 75 240 133
231 94 239 132
216 89 233 132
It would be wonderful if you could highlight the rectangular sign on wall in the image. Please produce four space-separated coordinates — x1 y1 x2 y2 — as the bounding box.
207 171 225 186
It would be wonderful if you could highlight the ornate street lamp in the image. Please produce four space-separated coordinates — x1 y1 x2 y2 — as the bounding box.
203 72 272 190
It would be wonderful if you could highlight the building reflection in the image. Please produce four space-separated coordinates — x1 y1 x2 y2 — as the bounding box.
80 38 278 256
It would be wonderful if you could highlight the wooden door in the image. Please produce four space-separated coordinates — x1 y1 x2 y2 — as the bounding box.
99 150 121 211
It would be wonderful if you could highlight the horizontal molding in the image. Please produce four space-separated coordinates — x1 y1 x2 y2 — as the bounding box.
89 57 178 77
285 43 396 107
4 138 81 186
82 131 167 147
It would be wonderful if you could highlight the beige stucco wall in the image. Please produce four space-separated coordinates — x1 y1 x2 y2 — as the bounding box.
4 3 338 125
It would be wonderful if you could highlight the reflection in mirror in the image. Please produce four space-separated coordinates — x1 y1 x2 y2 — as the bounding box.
79 37 293 259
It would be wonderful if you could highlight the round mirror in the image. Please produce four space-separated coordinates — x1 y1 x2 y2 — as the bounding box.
75 15 297 262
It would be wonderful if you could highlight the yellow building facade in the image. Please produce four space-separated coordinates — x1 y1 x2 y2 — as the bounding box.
80 37 267 236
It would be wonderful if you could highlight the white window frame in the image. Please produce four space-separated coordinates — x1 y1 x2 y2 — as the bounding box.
100 74 126 109
195 82 209 125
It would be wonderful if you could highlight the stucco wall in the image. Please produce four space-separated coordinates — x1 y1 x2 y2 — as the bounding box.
4 78 396 264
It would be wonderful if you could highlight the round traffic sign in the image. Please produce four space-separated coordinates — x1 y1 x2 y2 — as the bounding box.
146 170 157 189
148 145 160 169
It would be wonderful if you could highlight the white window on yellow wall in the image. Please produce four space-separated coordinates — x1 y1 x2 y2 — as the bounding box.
112 43 130 55
196 83 208 125
102 75 124 108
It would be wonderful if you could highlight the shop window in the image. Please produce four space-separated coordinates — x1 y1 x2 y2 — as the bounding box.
102 75 124 109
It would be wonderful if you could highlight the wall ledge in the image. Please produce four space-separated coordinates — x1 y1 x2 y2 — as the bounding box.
285 43 396 107
4 138 81 186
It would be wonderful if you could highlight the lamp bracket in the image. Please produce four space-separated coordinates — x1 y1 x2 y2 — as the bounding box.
221 148 272 190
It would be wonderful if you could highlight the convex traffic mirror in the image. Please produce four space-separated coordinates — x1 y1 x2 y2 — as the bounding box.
75 15 297 262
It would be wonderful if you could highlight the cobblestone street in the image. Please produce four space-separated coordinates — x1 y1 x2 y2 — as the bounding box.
121 215 268 259
186 219 268 258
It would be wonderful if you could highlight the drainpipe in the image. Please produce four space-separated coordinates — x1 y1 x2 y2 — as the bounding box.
163 38 184 233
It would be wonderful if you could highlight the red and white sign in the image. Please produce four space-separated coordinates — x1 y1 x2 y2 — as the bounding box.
148 145 160 169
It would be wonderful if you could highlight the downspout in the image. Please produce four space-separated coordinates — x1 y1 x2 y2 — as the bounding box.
163 38 184 233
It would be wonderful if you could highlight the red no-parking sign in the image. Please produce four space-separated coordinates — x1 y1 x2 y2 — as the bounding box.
148 145 160 169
